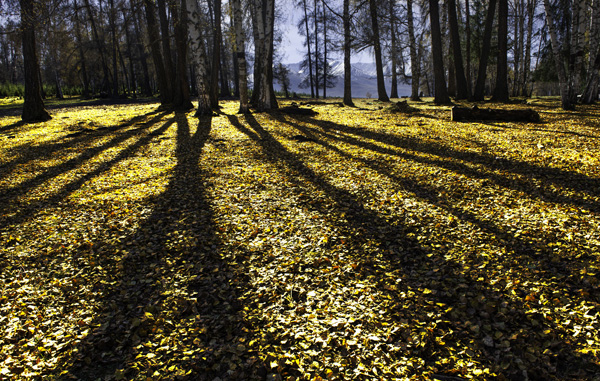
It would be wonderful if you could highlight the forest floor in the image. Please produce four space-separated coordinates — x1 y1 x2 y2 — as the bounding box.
1 97 599 380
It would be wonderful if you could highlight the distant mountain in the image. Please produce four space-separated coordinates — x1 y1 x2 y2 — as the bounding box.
274 60 411 98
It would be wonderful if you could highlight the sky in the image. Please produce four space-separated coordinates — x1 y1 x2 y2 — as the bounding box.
278 3 373 64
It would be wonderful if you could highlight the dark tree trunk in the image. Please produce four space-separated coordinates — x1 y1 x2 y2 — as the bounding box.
447 40 456 97
492 0 509 102
122 8 137 97
407 0 420 101
73 0 90 97
342 0 353 106
250 2 261 105
142 0 170 105
219 40 231 97
322 1 328 99
389 0 398 99
109 0 119 96
157 0 175 103
429 0 451 104
448 0 469 99
452 106 540 122
84 0 112 95
302 0 315 98
314 0 320 98
131 0 153 96
465 0 471 96
171 0 192 110
369 0 389 102
232 51 240 97
20 0 51 122
210 0 221 108
473 0 497 101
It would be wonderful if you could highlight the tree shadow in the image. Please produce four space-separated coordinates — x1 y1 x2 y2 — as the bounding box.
0 110 163 187
271 112 598 289
226 112 599 379
285 114 600 213
0 120 26 133
61 112 259 380
475 120 600 139
0 110 170 229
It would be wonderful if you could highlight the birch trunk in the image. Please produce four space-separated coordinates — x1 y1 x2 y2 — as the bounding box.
231 0 250 113
187 0 212 115
582 0 600 103
253 0 277 111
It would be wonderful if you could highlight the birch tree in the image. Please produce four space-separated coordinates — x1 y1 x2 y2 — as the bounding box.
252 0 277 111
230 0 250 113
187 0 212 115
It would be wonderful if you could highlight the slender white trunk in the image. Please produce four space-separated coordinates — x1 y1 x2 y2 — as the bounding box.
230 0 249 113
186 0 212 115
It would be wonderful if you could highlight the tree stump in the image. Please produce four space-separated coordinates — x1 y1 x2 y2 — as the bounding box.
451 106 540 122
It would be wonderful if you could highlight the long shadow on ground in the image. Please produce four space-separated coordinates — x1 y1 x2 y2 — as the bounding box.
225 112 599 379
0 110 168 229
287 115 600 212
62 113 259 379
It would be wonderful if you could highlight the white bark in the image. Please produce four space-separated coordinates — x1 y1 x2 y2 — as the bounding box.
230 0 249 113
186 0 212 116
252 0 276 111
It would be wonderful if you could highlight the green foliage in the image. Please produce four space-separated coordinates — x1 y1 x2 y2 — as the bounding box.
0 82 24 98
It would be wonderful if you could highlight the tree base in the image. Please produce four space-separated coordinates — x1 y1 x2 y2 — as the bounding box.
21 108 51 123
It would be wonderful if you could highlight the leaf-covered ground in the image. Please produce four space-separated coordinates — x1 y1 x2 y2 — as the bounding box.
1 98 599 380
